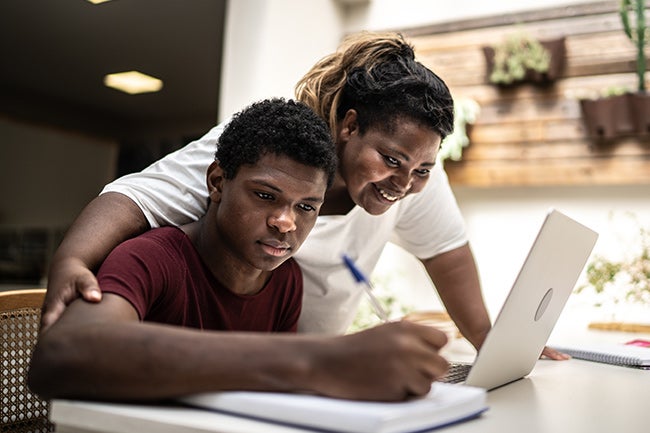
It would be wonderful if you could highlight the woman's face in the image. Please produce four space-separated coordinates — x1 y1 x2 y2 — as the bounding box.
336 110 441 216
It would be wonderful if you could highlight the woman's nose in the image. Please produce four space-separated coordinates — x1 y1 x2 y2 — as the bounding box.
391 170 413 191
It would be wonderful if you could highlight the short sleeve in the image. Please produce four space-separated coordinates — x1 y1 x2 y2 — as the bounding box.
101 121 227 228
96 232 179 320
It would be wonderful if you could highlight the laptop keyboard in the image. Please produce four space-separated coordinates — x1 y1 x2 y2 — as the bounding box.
438 362 472 384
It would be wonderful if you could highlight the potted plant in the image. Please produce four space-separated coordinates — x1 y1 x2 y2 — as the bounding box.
483 31 566 86
575 213 650 325
438 97 480 164
580 0 649 140
620 0 650 135
579 86 633 140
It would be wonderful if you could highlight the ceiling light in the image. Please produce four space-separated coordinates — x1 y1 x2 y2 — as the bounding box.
86 0 113 4
103 71 163 95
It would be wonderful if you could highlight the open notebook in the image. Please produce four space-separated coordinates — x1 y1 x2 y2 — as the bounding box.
181 382 487 433
440 209 598 389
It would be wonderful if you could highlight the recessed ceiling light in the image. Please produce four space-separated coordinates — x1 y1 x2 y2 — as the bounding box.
103 71 163 95
86 0 113 4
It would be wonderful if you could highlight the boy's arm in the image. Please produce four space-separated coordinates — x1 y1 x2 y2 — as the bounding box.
29 294 449 402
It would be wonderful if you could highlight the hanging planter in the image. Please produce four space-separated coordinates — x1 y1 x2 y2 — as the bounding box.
627 92 650 135
579 0 649 140
482 33 566 87
579 90 632 140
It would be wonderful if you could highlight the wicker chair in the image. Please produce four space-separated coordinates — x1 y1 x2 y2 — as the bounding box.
0 288 53 433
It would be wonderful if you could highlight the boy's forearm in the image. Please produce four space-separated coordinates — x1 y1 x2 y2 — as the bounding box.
29 322 314 401
29 321 450 403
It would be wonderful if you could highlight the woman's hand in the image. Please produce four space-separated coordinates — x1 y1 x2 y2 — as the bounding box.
41 257 102 330
39 192 150 330
541 346 571 360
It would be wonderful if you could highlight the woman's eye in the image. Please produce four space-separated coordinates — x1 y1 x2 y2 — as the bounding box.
383 155 399 167
255 192 274 200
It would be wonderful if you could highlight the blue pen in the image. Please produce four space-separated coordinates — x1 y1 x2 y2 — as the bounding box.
342 254 389 323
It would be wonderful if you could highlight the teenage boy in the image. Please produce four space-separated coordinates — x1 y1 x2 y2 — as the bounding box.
29 98 449 403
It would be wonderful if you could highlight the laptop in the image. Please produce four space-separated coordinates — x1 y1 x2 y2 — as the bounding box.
440 208 598 390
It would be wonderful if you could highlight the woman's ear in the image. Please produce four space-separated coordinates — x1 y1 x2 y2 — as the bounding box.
206 160 225 203
338 109 358 143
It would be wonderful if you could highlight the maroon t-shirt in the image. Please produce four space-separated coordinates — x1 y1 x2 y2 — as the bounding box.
97 227 302 332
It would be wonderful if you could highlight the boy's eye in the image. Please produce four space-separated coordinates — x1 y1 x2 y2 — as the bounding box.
382 155 399 167
297 203 316 212
414 168 430 177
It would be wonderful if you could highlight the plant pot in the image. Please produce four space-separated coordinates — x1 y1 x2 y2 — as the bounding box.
483 37 566 87
627 92 650 135
579 94 632 140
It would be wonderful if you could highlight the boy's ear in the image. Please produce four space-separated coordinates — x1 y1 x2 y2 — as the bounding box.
206 160 225 202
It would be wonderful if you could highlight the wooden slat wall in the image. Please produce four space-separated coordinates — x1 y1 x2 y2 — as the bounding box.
404 1 650 187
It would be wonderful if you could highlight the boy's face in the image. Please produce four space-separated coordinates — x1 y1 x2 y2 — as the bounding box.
208 153 328 271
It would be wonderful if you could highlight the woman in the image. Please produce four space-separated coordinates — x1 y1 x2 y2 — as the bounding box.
43 32 499 355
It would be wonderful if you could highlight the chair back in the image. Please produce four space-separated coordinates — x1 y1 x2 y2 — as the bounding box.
0 288 53 432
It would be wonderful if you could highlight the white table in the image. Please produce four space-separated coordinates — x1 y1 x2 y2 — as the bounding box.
50 330 650 433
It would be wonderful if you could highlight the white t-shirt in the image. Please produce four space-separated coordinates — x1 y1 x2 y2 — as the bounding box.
102 121 468 334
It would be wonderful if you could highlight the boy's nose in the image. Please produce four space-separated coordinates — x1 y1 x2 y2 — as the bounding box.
268 208 297 233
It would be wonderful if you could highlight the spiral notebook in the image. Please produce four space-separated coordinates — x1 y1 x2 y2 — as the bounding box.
551 340 650 369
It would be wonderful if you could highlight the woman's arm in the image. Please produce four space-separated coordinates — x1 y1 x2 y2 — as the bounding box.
41 192 149 329
421 243 491 351
422 243 570 360
41 124 224 329
30 295 449 402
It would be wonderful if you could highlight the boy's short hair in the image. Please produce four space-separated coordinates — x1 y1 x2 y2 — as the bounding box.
216 98 337 187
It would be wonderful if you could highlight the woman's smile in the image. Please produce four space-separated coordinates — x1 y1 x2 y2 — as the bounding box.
375 184 403 202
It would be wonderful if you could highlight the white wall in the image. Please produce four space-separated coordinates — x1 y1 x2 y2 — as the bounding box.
219 0 344 119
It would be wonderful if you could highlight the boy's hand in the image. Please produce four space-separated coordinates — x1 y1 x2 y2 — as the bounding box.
308 320 449 401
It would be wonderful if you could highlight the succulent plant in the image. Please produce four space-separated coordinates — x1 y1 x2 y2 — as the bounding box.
489 32 551 85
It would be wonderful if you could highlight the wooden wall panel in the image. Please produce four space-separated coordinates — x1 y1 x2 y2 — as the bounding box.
403 1 650 187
